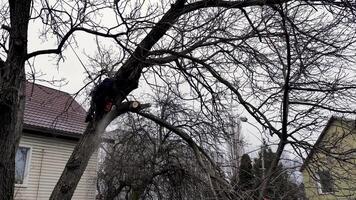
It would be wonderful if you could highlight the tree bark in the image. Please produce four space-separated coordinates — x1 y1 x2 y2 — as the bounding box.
0 0 31 199
49 120 106 200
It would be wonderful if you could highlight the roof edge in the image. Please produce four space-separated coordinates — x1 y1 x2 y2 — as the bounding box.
23 124 82 139
23 124 114 143
300 116 337 172
26 81 72 96
26 81 87 114
300 116 356 172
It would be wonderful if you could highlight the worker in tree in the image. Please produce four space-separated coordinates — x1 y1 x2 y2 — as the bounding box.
85 78 116 122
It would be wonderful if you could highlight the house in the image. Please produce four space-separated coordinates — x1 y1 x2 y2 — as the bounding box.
14 82 97 200
300 116 356 200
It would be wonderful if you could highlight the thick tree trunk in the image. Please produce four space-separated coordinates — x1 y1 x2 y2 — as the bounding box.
49 121 105 200
0 80 25 200
0 1 31 199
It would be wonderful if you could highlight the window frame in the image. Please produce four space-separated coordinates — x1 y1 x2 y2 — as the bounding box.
315 170 334 195
14 145 32 188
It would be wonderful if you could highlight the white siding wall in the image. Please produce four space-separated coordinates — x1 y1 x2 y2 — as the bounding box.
14 133 98 200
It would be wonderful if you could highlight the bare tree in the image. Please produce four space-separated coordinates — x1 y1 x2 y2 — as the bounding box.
97 90 245 200
1 0 356 199
98 119 211 200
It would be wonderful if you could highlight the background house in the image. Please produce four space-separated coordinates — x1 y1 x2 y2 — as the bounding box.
14 82 97 200
301 117 356 200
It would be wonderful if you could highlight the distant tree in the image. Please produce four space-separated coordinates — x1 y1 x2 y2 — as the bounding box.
238 154 254 192
231 153 255 199
98 129 210 200
252 147 303 200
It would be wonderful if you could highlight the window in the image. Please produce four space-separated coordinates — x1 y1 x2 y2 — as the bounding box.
15 146 31 185
316 170 334 194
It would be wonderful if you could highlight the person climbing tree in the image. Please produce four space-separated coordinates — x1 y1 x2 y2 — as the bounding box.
85 78 116 122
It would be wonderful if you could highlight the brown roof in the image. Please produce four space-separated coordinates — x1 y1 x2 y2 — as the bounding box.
24 82 87 137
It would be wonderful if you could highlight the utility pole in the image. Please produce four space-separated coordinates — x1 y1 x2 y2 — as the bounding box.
259 138 268 200
229 115 247 179
228 92 248 178
261 139 266 181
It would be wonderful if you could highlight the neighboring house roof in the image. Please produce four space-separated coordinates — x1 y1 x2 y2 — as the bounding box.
24 82 87 138
300 116 354 171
